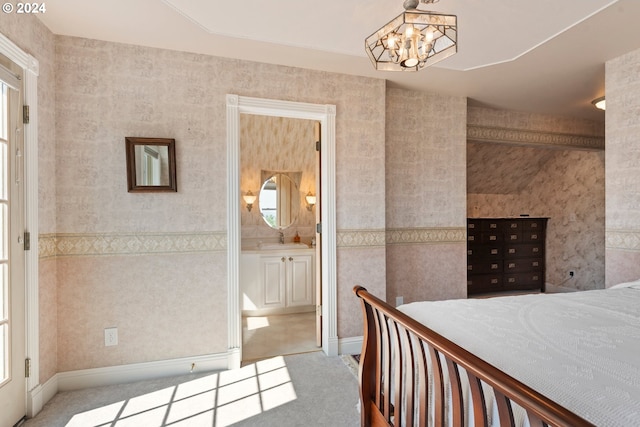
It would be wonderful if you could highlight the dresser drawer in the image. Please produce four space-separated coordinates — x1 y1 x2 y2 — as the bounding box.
467 274 502 293
467 245 502 259
504 258 544 273
504 243 543 258
468 260 502 274
503 272 543 290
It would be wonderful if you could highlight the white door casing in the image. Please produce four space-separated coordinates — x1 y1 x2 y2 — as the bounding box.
226 95 337 368
0 32 40 418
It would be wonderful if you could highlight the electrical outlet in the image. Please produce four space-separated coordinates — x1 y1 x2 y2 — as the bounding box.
104 327 118 346
396 296 404 307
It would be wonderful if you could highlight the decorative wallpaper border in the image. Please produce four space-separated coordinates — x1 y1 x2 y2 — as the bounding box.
39 227 467 257
606 229 640 252
39 232 227 259
467 125 605 150
336 229 387 248
386 227 466 245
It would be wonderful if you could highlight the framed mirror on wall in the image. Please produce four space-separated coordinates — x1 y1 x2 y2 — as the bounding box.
125 137 177 192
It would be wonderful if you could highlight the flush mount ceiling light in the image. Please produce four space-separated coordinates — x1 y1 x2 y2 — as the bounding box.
365 0 457 72
592 96 605 111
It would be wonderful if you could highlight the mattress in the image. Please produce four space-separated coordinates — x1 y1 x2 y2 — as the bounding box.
398 282 640 427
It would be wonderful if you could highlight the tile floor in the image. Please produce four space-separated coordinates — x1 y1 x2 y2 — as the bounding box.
242 311 319 363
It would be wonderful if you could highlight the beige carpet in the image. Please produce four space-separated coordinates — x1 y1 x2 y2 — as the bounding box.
22 351 360 427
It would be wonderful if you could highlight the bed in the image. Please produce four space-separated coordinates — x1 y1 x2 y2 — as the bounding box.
353 282 640 427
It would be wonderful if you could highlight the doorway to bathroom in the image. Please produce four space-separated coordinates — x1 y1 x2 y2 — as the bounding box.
226 94 337 369
238 114 320 363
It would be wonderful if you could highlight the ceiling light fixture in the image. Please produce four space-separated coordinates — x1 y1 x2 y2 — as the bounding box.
365 0 457 72
592 96 605 111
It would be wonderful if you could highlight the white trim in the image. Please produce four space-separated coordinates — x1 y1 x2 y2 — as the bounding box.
56 352 228 392
339 336 364 356
0 31 40 417
226 95 338 367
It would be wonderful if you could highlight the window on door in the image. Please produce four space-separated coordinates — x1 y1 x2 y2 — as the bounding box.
0 81 9 384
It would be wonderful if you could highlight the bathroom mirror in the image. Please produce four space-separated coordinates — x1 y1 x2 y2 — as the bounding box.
125 137 177 192
259 173 299 229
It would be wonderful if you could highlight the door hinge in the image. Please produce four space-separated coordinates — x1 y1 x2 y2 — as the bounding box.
316 140 320 151
316 223 322 234
25 358 31 378
23 105 29 124
24 231 30 250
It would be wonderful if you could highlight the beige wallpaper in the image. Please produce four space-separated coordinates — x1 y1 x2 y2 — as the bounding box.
51 35 387 369
385 87 468 304
605 47 640 286
467 107 605 291
240 115 317 242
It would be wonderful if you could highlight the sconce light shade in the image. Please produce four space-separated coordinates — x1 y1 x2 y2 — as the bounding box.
305 192 316 211
592 96 606 111
243 190 257 212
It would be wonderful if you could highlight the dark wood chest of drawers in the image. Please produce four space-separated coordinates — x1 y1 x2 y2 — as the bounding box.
467 218 547 295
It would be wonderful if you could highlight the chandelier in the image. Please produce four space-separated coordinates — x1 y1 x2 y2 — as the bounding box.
365 0 457 71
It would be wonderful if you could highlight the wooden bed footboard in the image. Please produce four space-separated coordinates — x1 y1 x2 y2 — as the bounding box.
353 286 594 427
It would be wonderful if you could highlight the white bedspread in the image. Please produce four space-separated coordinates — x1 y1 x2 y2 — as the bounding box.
398 285 640 427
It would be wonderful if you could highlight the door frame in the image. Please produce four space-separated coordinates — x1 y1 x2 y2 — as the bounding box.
0 33 40 416
226 95 337 368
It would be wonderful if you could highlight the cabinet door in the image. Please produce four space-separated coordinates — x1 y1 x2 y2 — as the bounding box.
287 254 314 307
260 256 287 308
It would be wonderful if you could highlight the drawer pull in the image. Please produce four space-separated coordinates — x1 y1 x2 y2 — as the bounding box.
490 224 497 229
509 248 516 254
510 223 518 229
533 247 539 253
490 235 497 241
467 250 473 255
469 236 475 241
508 278 516 283
508 263 516 269
532 261 539 267
491 264 498 270
531 234 538 239
468 265 473 271
491 279 498 284
510 235 518 240
469 224 476 229
491 249 498 255
533 275 539 280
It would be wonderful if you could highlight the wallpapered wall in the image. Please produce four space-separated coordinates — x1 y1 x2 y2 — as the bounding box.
385 88 467 304
467 107 605 291
48 34 387 369
240 115 317 242
605 47 640 286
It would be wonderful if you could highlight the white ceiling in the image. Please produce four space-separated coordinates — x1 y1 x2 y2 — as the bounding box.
36 0 640 122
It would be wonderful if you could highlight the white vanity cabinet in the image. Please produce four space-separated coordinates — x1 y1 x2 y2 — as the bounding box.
241 248 315 314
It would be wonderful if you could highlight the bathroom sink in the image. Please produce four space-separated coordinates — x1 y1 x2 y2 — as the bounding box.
258 242 310 250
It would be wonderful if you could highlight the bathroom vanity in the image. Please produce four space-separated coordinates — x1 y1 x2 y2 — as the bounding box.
241 243 315 315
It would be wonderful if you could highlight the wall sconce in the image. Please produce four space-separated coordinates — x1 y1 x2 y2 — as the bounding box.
243 190 257 212
305 191 316 211
592 96 605 111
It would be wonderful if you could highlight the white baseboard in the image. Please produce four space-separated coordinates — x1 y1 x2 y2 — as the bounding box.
56 352 228 392
339 336 363 355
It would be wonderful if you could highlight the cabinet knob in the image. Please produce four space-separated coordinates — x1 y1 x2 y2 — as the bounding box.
289 257 293 262
281 257 286 262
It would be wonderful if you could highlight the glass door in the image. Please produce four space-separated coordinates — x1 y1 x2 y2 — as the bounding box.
0 68 26 427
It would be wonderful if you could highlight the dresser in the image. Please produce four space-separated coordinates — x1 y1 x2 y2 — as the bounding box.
467 218 548 295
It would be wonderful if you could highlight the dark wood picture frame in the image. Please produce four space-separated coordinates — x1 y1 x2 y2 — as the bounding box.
125 137 177 192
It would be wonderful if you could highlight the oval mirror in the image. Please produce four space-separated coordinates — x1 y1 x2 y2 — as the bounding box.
259 173 299 229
